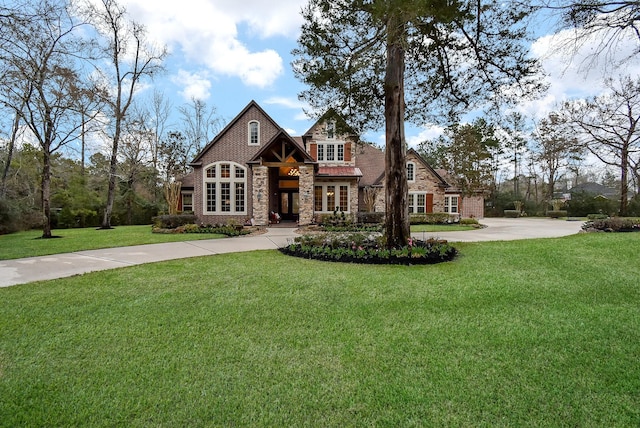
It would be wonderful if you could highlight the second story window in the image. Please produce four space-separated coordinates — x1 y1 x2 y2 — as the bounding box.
317 142 344 162
407 162 415 182
248 121 259 145
326 121 336 139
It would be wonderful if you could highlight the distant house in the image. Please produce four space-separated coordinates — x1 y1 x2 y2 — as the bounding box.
569 182 619 199
178 100 483 226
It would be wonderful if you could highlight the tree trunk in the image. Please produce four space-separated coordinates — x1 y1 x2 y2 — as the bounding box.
1 109 22 198
41 148 52 238
384 17 409 249
620 144 629 215
101 120 121 229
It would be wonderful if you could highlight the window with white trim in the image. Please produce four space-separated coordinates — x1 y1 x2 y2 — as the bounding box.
248 121 260 145
407 162 415 182
444 195 459 213
409 192 427 214
314 183 349 212
204 162 247 214
316 142 345 162
181 192 193 212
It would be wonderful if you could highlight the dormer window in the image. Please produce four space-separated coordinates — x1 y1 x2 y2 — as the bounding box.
326 121 335 139
248 121 260 145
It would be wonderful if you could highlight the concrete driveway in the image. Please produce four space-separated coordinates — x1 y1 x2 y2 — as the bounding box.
411 217 585 242
1 218 585 287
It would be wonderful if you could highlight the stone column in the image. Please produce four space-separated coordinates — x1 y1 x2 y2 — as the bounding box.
252 166 269 226
298 165 315 225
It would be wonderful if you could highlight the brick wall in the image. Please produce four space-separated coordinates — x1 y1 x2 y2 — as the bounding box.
461 196 484 219
194 104 280 226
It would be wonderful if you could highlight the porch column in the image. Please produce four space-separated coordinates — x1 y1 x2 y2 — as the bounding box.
253 166 269 226
298 165 315 225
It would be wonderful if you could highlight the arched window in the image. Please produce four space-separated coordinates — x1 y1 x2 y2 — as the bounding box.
203 162 247 214
407 162 416 182
248 121 260 145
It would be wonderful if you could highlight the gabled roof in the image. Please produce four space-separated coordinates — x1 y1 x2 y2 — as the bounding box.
177 171 195 189
303 108 358 138
354 142 386 186
248 129 316 164
354 144 450 188
570 182 618 198
407 148 449 188
190 100 282 165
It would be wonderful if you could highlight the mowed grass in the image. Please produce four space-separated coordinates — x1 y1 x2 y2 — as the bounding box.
410 223 478 233
1 233 639 426
0 225 226 260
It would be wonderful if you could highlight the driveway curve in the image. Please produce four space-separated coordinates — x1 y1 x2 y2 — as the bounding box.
412 217 585 242
1 218 584 287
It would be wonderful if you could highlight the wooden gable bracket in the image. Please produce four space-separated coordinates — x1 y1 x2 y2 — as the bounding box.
268 140 298 162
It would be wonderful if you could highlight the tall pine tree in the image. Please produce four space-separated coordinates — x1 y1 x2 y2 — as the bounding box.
293 0 544 248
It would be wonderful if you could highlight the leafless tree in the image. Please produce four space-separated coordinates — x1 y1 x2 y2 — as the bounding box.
563 75 640 215
78 0 167 229
0 0 98 237
532 111 584 207
545 1 640 70
177 97 224 160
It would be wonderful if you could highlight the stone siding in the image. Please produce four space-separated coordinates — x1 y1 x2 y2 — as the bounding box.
407 152 446 212
298 165 315 225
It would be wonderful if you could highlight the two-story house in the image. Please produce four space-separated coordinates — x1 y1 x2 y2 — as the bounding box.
179 100 483 226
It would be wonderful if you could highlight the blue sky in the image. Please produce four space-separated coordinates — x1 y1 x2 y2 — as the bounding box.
119 0 640 148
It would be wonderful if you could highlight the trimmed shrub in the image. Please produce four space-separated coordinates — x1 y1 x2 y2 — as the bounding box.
280 232 457 265
152 214 197 229
410 212 455 224
547 210 568 218
587 213 608 220
460 218 479 225
503 210 520 218
567 191 617 217
357 212 384 224
318 209 354 227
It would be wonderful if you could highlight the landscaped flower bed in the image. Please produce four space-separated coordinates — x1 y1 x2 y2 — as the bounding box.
280 232 457 265
152 223 252 236
582 217 640 233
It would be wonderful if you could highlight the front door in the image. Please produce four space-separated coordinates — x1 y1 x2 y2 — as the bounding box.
280 191 299 221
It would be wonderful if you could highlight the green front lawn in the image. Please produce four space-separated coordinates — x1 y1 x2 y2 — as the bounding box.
0 225 227 260
410 223 478 233
1 233 638 426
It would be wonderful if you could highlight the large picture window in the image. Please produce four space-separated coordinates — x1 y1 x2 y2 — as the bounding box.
204 162 247 214
314 183 350 212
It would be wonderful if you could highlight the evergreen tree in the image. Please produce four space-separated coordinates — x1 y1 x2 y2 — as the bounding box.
293 0 543 247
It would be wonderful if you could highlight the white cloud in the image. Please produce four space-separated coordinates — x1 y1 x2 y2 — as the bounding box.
172 70 212 101
119 0 302 88
522 27 640 119
264 96 306 109
406 125 445 148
